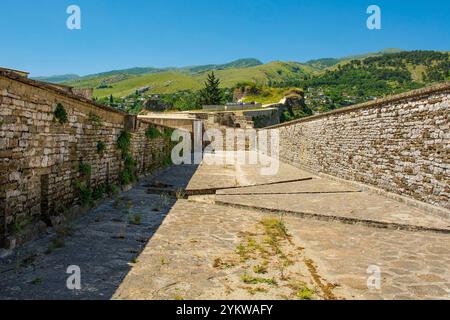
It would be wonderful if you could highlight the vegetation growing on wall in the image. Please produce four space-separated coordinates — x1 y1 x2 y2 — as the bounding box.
76 162 92 207
163 128 175 139
96 141 106 155
97 141 106 156
54 103 68 124
117 130 137 186
88 112 104 127
78 162 92 178
145 127 162 139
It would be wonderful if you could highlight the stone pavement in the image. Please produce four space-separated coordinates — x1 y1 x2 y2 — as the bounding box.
113 200 333 300
0 167 185 299
284 216 450 299
1 154 449 300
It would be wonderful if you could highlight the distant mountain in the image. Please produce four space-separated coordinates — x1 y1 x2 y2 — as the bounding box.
33 74 81 83
61 60 312 98
304 58 341 70
305 48 404 70
182 58 263 73
84 67 164 78
34 58 264 84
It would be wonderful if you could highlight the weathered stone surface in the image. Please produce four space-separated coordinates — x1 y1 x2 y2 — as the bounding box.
0 75 172 247
266 85 450 210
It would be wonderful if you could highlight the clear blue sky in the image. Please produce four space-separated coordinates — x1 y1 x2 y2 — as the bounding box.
1 0 449 76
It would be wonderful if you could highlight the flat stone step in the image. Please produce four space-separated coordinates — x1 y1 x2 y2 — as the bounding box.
214 193 450 234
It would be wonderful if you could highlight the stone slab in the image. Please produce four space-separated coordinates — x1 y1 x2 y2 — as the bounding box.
217 177 361 195
215 192 450 232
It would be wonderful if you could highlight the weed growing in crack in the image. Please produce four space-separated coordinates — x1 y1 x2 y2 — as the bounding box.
46 238 65 254
31 277 43 285
240 274 277 286
130 257 139 264
213 257 236 269
245 286 268 295
253 263 268 274
175 189 187 199
288 280 315 300
128 213 142 226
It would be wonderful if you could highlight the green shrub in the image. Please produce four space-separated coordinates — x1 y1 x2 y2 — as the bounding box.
120 154 137 185
54 103 68 124
162 153 173 166
88 112 103 127
96 141 106 155
117 131 131 157
75 180 92 207
124 154 136 168
163 128 174 139
78 162 92 177
106 184 120 196
119 169 133 185
117 131 138 185
128 213 142 226
145 127 162 139
92 184 107 201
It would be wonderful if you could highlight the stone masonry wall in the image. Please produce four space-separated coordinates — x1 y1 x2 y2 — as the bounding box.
0 75 172 248
267 83 450 210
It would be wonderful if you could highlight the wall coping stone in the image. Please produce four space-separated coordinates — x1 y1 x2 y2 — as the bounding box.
0 71 127 116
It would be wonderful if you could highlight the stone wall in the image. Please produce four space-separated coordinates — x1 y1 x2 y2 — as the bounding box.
0 74 173 248
267 83 450 211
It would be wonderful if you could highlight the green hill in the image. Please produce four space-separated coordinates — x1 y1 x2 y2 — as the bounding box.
62 60 313 98
302 50 450 112
33 74 81 83
37 50 449 108
305 48 404 71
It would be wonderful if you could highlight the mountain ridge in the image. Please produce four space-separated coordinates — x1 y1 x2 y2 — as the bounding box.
32 58 264 83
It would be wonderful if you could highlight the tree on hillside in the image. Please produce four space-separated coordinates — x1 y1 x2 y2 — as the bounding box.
199 72 224 105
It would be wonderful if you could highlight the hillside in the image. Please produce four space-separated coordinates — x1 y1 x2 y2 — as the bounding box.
33 74 81 83
32 50 450 112
62 60 313 98
304 48 403 71
302 50 449 112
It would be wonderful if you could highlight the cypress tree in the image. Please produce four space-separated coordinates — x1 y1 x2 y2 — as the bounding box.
200 71 223 105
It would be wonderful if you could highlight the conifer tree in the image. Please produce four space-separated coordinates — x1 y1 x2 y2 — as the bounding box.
200 72 223 105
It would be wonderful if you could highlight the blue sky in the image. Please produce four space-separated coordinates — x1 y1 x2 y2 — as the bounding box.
1 0 449 76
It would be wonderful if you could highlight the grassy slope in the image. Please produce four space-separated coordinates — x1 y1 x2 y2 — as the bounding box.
241 88 287 104
66 61 314 98
63 50 449 100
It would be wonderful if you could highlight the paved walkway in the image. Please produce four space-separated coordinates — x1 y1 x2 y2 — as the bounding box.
0 168 183 299
116 154 450 300
1 154 449 300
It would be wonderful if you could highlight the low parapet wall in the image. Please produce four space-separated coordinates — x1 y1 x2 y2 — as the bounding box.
266 83 450 211
0 74 173 248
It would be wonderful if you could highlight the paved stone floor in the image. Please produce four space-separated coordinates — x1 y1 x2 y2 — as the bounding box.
0 167 185 299
1 155 449 300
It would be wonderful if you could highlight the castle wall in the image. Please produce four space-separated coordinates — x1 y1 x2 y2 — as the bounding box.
267 83 450 211
0 75 172 247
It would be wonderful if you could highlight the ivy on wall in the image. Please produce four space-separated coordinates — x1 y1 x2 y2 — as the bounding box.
54 103 68 124
145 127 162 139
96 141 106 155
117 130 137 186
